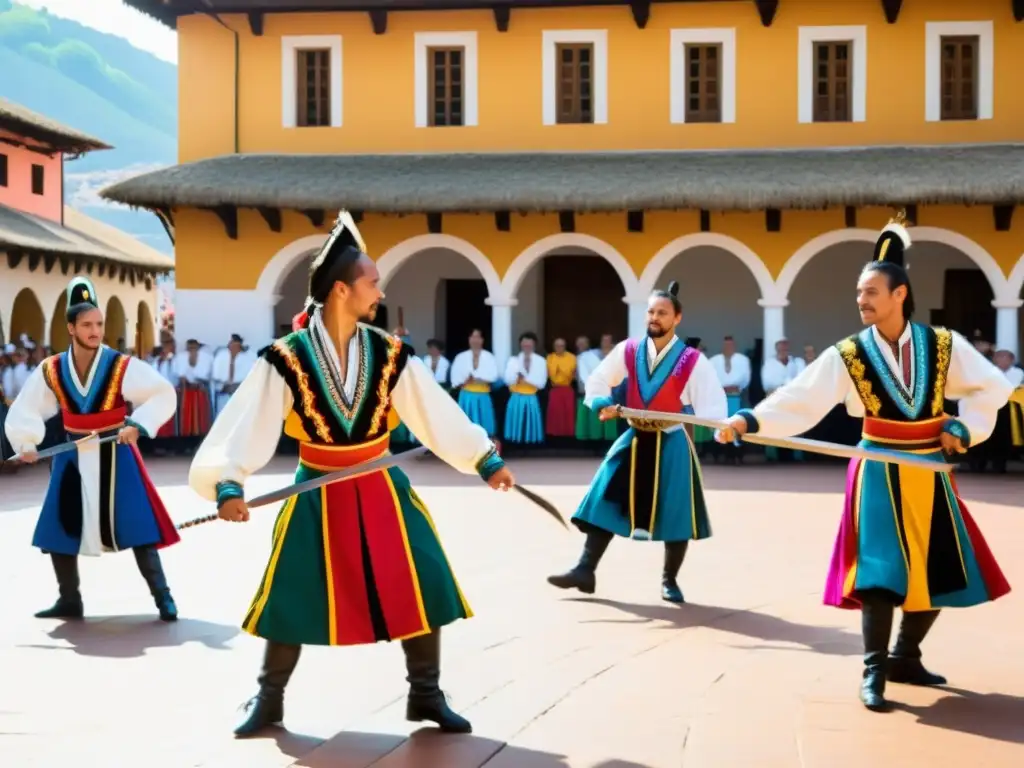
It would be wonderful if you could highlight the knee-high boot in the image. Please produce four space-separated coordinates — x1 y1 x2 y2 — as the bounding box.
234 641 302 737
860 598 895 712
889 610 946 686
133 546 177 621
546 528 613 594
402 630 471 733
35 553 83 619
661 541 688 604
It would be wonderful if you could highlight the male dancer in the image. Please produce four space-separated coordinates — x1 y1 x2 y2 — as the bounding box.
189 212 515 737
717 214 1012 711
5 277 181 620
548 281 727 602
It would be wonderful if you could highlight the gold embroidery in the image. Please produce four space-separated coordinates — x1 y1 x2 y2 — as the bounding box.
274 340 333 443
368 336 402 437
101 355 131 412
42 356 69 411
837 338 882 416
932 328 953 417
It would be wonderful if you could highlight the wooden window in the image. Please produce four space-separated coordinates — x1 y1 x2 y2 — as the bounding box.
813 41 851 122
940 36 978 120
295 48 331 127
555 43 593 124
684 43 722 123
428 47 464 127
0 154 7 187
31 164 44 195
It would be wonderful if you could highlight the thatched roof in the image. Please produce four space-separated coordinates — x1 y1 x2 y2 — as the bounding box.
0 204 173 273
99 144 1024 214
0 99 110 155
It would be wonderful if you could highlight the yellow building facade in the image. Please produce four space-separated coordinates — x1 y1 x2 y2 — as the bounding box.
110 0 1024 364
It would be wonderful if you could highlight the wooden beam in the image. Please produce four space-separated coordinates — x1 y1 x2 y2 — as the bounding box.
753 0 779 27
59 256 70 276
765 208 782 232
247 12 264 35
369 9 387 34
151 206 175 245
495 211 511 231
845 206 857 228
627 210 644 232
880 0 902 23
994 204 1015 231
206 205 238 240
492 5 510 32
559 211 575 233
301 209 325 228
629 0 651 29
905 204 918 224
350 210 364 223
427 212 443 234
1014 0 1024 22
43 254 56 273
6 251 22 270
257 206 282 233
699 209 711 232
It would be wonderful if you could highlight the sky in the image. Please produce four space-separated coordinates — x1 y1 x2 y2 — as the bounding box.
18 0 178 63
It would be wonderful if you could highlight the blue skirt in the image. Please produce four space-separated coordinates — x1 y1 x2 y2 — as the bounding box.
456 390 496 437
504 393 544 444
573 426 711 542
33 440 167 556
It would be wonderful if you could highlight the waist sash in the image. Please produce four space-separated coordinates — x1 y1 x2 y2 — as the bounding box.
299 433 391 471
861 415 945 452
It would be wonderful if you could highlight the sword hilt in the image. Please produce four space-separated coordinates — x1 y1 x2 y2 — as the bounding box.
176 512 219 530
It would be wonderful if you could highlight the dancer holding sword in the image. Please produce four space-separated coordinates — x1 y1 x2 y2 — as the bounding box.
4 276 181 621
189 211 514 738
716 214 1013 712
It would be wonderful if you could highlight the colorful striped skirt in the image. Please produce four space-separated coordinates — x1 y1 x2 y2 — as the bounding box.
823 416 1010 611
243 438 472 647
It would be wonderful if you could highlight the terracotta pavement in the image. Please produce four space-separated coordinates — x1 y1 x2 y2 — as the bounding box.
0 456 1022 767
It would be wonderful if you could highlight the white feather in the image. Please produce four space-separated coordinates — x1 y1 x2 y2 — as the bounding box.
881 221 911 249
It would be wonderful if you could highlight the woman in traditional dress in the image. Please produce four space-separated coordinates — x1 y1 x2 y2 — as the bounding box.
502 331 547 446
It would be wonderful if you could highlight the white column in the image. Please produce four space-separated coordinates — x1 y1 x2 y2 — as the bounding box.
759 298 788 354
486 298 516 369
42 316 52 349
993 299 1022 358
625 298 647 339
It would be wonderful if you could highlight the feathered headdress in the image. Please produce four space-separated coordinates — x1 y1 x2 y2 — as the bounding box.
292 210 368 331
874 209 912 267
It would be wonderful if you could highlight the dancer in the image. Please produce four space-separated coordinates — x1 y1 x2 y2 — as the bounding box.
547 282 727 603
189 212 515 737
4 277 181 621
716 214 1013 712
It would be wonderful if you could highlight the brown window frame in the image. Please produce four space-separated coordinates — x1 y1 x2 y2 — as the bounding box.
555 43 594 125
31 163 44 195
427 46 465 127
812 41 852 123
295 48 332 128
684 43 722 123
939 35 979 121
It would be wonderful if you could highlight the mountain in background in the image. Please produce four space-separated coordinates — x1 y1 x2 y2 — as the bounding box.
0 0 176 255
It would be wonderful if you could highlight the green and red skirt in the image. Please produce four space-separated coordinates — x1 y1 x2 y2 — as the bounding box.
243 436 472 646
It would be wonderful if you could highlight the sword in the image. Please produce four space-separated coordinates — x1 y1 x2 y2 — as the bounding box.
614 406 955 473
5 432 120 464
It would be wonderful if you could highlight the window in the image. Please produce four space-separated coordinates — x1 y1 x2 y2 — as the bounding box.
542 30 608 126
428 47 464 126
685 44 721 123
281 35 343 128
0 154 7 187
798 26 866 123
813 42 851 122
31 164 44 195
926 22 992 122
296 49 331 127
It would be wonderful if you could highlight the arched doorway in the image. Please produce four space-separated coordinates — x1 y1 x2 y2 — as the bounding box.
10 288 44 343
137 301 156 357
503 234 636 354
105 296 126 349
50 294 70 353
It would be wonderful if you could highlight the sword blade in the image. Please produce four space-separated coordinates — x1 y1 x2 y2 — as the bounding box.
246 445 430 508
7 433 120 463
514 485 569 529
615 407 954 473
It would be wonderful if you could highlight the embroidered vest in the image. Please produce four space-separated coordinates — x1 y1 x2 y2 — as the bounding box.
41 347 130 432
835 323 952 422
623 338 700 412
263 324 412 446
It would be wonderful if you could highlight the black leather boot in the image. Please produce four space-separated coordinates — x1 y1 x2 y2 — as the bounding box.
547 529 613 594
860 598 895 712
888 610 946 686
133 546 177 621
35 553 84 619
402 630 471 733
234 641 302 737
661 541 688 604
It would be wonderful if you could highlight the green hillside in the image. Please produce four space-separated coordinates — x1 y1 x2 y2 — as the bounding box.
0 1 176 255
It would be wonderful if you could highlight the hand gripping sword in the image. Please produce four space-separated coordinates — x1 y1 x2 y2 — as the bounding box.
613 406 955 473
5 432 121 464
